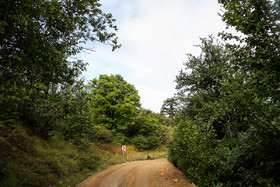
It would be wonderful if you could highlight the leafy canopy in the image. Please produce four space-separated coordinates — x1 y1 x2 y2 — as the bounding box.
168 0 280 186
0 0 120 88
87 74 141 132
0 0 120 128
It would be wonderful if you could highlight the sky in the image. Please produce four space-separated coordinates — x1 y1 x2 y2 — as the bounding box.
78 0 228 113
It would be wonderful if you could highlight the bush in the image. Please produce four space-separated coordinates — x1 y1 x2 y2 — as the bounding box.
168 120 226 186
131 135 160 151
169 118 280 186
112 131 130 144
221 124 280 186
88 125 112 143
0 125 102 187
77 154 100 173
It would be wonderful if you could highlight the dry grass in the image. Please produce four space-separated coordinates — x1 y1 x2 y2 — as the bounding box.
0 125 168 187
89 142 167 171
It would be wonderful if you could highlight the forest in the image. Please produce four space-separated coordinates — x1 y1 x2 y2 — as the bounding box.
1 0 280 186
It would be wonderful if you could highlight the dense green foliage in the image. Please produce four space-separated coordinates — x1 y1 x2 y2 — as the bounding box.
0 125 101 186
0 0 120 185
161 98 178 120
0 0 120 135
87 74 141 133
168 0 280 186
85 74 169 149
130 108 170 150
0 0 170 186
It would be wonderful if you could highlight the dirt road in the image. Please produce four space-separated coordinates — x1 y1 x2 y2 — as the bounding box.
76 158 196 187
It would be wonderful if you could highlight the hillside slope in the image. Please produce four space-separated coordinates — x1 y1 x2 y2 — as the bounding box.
0 124 166 186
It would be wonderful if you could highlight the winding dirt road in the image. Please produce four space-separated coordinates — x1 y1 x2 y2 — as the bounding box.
76 158 196 187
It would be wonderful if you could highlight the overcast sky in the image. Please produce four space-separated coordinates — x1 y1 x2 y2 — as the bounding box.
78 0 228 113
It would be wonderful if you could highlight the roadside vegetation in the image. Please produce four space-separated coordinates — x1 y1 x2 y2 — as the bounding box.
0 0 170 186
166 0 280 186
2 0 280 187
0 72 170 186
0 124 167 186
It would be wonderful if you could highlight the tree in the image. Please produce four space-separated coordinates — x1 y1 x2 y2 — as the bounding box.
132 108 162 135
87 74 141 133
0 0 120 87
60 80 92 140
160 98 178 119
169 37 236 186
218 0 280 102
0 0 120 127
175 37 237 138
217 0 280 185
169 0 280 186
130 108 169 150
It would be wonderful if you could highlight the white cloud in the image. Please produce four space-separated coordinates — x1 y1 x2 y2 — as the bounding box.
80 0 228 113
135 84 166 111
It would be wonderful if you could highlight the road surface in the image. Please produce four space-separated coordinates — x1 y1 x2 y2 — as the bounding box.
76 158 196 187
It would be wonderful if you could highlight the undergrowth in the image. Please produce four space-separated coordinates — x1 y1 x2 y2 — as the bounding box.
0 124 167 187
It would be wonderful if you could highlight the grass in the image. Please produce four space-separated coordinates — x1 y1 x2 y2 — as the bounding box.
89 143 167 172
0 124 168 187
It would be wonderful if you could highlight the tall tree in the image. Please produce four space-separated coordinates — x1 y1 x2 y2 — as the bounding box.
217 0 280 185
0 0 120 87
175 37 235 137
87 74 141 132
0 0 120 126
160 98 178 120
169 0 280 186
60 80 91 140
218 0 280 101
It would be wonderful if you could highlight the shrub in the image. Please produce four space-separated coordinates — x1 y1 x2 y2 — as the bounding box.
88 125 112 143
112 131 130 144
0 125 102 186
131 135 160 151
221 124 280 186
168 120 226 186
